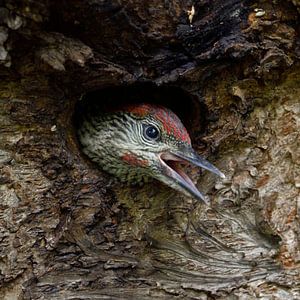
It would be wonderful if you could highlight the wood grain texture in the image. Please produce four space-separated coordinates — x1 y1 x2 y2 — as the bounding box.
0 0 299 299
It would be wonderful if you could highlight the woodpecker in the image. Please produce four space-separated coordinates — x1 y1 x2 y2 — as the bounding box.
78 103 225 204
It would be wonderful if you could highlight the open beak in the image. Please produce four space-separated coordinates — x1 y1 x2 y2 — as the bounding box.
158 146 225 204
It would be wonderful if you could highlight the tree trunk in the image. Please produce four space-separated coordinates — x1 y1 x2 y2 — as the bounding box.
0 0 299 299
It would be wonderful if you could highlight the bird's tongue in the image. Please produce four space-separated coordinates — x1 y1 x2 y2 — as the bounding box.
160 152 209 204
166 161 195 189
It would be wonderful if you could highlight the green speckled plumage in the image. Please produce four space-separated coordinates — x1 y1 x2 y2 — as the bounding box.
77 103 224 204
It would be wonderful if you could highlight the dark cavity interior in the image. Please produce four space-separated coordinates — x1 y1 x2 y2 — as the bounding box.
74 83 208 140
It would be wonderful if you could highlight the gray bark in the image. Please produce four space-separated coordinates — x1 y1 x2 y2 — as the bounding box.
0 0 299 299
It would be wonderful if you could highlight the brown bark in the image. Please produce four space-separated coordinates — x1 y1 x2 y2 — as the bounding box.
0 0 299 299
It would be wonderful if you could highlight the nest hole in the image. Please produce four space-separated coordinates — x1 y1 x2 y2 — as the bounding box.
74 83 207 140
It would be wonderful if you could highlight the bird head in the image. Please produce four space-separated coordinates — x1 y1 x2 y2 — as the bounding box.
78 103 225 204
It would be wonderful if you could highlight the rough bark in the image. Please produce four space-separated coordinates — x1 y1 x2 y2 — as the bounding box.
0 0 299 299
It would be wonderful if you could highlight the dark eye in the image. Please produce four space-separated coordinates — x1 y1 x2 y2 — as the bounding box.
143 125 160 140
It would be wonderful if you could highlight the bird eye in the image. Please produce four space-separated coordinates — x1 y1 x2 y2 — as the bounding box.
143 125 160 141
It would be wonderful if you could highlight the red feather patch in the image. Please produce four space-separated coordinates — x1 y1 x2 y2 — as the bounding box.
122 104 191 144
122 152 149 167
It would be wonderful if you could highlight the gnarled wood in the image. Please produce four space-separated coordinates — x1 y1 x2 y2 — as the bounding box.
0 0 299 299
